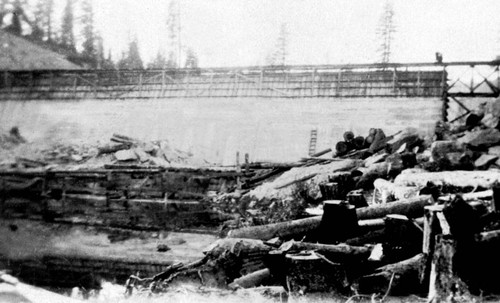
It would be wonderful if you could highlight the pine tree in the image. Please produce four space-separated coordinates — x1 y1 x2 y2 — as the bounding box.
166 0 180 68
8 0 23 36
117 37 143 69
184 48 198 68
376 0 396 64
102 49 115 69
81 0 97 67
148 50 167 69
60 0 76 52
266 23 289 66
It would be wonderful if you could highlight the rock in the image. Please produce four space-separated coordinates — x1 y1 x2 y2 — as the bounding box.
143 142 157 153
157 243 171 252
457 129 500 148
474 154 498 169
114 149 138 161
488 146 500 156
70 154 83 162
134 148 150 162
430 141 465 162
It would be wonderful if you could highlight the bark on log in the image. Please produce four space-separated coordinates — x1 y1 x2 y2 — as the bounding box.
428 235 473 303
357 253 425 296
228 268 271 289
285 251 350 294
394 170 500 190
278 240 371 262
228 195 433 241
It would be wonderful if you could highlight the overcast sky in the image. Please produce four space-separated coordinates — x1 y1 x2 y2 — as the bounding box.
91 0 500 67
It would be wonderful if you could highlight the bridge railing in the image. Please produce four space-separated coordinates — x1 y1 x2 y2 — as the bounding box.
0 61 498 100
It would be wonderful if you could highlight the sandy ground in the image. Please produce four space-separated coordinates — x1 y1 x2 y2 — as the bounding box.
0 219 217 263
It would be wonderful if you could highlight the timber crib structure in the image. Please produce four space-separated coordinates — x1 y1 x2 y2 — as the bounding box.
1 60 499 121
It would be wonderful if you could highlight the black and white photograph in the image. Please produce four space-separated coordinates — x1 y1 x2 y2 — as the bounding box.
1 0 500 302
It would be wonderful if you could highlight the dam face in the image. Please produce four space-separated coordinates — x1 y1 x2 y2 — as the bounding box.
0 67 445 165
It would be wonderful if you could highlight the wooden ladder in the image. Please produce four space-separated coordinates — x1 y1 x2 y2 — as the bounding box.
308 129 318 156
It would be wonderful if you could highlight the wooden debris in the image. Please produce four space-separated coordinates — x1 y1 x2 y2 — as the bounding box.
228 195 433 241
394 170 500 190
358 253 425 296
278 240 371 262
285 251 349 294
228 268 271 289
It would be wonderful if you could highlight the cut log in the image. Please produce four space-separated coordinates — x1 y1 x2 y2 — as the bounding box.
317 200 358 243
356 195 434 220
357 253 425 296
228 268 271 289
363 152 388 168
114 149 138 161
285 251 349 294
228 195 433 241
394 170 500 190
97 143 131 155
278 240 371 262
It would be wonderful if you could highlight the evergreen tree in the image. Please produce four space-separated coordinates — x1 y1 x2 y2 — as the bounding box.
102 50 115 69
81 0 97 67
117 37 143 69
184 47 198 68
166 0 180 68
148 50 167 69
266 23 289 66
376 0 396 64
8 0 23 36
60 0 76 52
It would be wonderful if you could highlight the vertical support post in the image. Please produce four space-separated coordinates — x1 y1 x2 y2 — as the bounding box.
392 67 397 94
93 73 98 98
311 69 316 96
441 66 448 122
72 76 78 97
236 152 241 189
470 65 475 94
416 70 421 96
336 70 342 96
208 73 213 97
161 70 166 98
244 153 249 174
138 72 143 98
258 70 264 97
185 71 190 97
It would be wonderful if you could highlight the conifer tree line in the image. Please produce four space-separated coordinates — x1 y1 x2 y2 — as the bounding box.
0 0 199 69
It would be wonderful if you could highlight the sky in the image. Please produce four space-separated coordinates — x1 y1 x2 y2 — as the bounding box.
34 0 500 67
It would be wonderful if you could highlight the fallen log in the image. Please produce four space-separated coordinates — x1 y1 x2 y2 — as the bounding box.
97 143 131 155
357 253 425 296
228 195 433 241
278 240 371 263
394 170 500 191
228 268 271 289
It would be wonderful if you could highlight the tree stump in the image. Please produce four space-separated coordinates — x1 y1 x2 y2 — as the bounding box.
346 190 368 208
382 214 423 263
319 182 339 200
285 251 349 295
428 235 472 303
318 200 359 244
